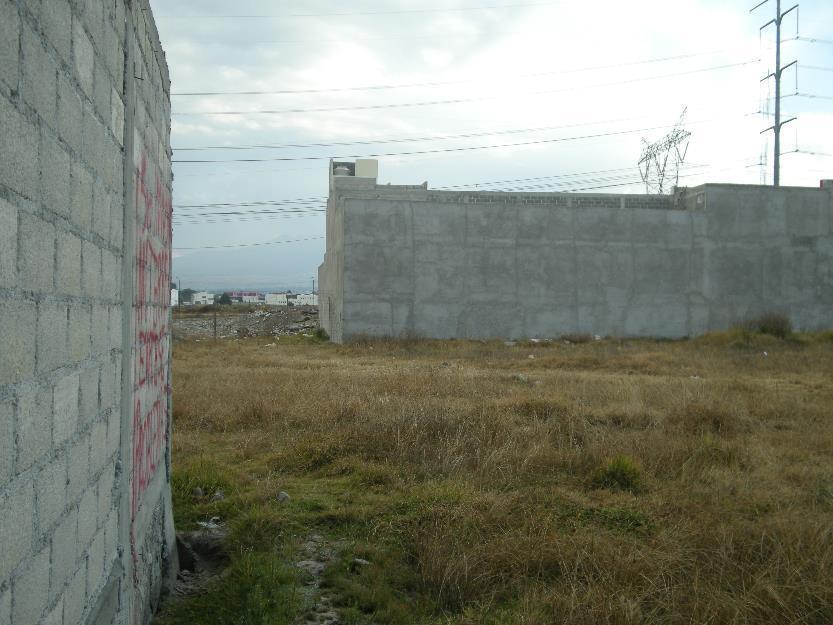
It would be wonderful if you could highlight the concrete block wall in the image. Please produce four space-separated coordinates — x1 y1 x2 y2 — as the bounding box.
0 2 174 625
697 184 833 332
320 171 833 342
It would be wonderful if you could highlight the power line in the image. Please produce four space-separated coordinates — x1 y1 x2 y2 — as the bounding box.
172 116 652 152
171 162 760 225
174 209 327 222
803 65 833 72
454 167 708 193
486 164 755 193
174 197 326 209
173 236 325 252
159 2 562 19
171 49 749 96
436 165 654 190
171 116 744 164
796 149 833 158
174 165 663 213
175 208 326 218
171 60 758 117
171 168 685 222
173 213 326 226
169 164 759 231
794 92 833 100
795 35 833 45
231 35 440 46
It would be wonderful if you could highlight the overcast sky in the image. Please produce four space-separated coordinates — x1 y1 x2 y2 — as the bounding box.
149 0 833 292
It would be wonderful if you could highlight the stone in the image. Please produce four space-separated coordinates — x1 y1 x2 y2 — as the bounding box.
277 490 290 504
296 560 325 577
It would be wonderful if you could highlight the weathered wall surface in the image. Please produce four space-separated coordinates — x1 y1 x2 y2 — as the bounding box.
320 179 833 342
0 1 174 624
124 1 175 622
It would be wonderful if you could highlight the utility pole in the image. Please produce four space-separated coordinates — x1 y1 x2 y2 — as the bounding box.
752 0 797 187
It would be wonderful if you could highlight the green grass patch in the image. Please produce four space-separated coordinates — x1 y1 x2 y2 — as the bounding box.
590 456 644 493
171 461 239 530
156 550 301 625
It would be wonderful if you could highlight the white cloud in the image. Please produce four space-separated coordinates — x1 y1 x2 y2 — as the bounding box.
150 0 833 289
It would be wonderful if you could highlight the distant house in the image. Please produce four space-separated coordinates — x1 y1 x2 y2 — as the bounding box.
192 291 215 305
292 293 318 306
170 288 179 306
266 293 288 306
229 291 261 304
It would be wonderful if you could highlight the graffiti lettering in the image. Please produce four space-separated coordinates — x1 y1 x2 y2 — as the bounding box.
130 149 172 589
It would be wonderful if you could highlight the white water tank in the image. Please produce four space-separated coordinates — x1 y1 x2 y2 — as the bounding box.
355 159 378 179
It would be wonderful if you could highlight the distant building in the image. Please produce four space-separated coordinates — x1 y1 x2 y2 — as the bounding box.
293 293 319 306
171 288 179 306
192 291 215 305
266 293 288 306
229 291 261 304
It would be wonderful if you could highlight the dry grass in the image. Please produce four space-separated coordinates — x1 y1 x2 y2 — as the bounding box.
165 332 833 625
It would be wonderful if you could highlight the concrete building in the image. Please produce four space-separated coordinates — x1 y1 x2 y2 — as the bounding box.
266 293 288 306
0 2 176 625
229 291 260 304
319 161 833 343
191 291 214 306
171 289 179 307
293 293 319 306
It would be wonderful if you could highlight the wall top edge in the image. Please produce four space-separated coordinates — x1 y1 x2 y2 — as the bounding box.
333 188 672 200
131 0 171 90
332 182 832 203
685 182 832 193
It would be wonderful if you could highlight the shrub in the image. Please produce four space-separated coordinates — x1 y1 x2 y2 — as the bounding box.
591 456 643 493
738 312 792 338
313 327 329 342
561 333 594 344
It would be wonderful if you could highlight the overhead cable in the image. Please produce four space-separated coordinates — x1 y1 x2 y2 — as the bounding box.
795 36 833 45
171 60 758 117
172 116 652 152
174 197 326 209
172 116 744 164
173 236 325 252
159 3 563 20
171 48 750 97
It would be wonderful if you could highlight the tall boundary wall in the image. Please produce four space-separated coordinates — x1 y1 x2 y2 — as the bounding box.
0 2 175 625
320 165 833 342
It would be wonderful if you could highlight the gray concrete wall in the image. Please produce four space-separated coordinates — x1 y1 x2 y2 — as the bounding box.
0 2 175 625
320 172 833 342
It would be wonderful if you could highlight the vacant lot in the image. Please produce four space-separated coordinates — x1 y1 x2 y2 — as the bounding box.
160 331 833 625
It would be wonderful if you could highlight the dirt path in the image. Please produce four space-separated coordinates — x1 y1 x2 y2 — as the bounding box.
294 534 342 625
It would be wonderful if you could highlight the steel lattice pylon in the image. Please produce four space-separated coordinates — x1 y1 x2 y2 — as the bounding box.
638 108 691 194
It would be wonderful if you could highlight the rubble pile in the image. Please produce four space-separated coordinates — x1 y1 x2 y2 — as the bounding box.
173 306 319 340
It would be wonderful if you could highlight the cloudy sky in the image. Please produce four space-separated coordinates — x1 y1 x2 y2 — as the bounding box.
148 0 833 292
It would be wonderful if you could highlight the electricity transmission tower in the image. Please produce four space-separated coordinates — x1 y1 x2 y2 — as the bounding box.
638 108 691 194
752 0 798 187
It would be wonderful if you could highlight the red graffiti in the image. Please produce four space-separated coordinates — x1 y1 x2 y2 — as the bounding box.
130 150 173 588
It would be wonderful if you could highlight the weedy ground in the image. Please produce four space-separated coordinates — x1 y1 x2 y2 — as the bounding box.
156 329 833 625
